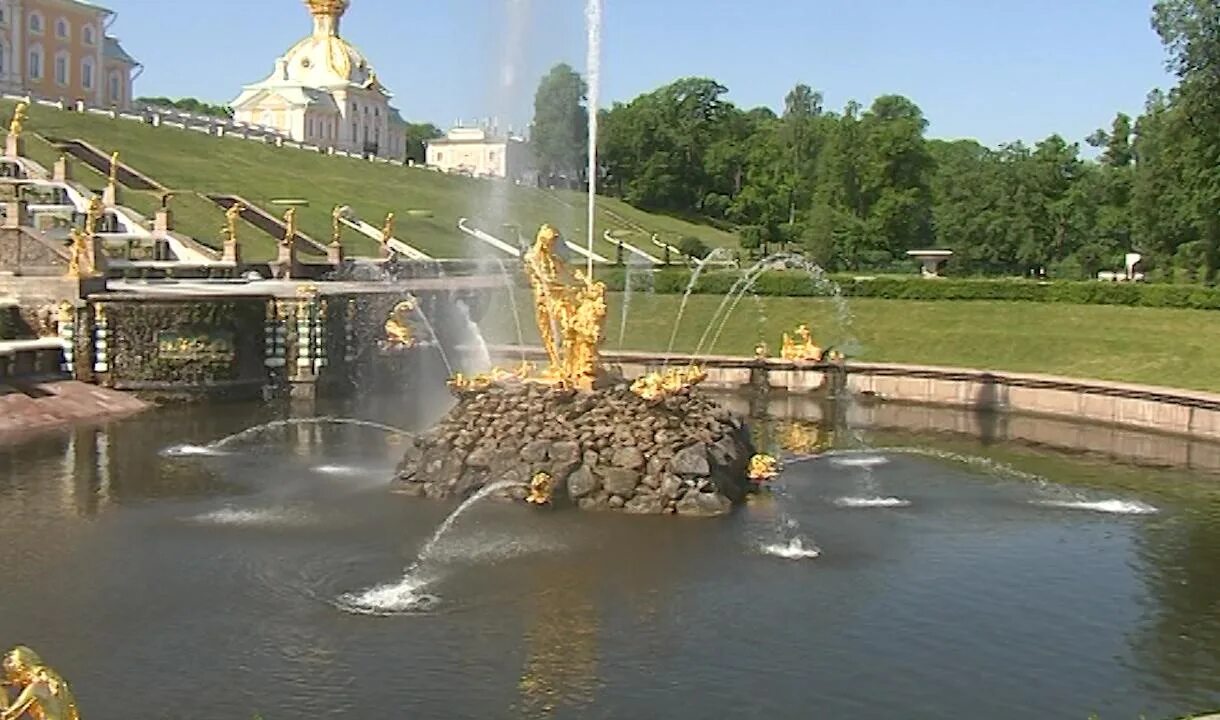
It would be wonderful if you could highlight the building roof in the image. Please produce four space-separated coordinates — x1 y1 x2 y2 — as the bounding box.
103 36 139 66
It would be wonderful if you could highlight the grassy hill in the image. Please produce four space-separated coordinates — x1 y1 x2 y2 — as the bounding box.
4 101 739 262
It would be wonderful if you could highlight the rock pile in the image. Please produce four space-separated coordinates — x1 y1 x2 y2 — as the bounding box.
393 381 756 516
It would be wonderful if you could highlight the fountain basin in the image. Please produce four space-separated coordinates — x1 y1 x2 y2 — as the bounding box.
393 380 755 516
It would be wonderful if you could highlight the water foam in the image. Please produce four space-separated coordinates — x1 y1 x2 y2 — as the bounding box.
1032 499 1158 515
761 538 821 560
313 464 368 477
834 496 913 509
335 574 441 616
830 455 891 469
161 444 228 458
188 507 307 527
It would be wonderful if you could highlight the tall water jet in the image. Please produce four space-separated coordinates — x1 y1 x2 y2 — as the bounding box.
662 247 733 367
584 0 603 278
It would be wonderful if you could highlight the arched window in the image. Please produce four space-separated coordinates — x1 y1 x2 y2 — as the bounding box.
28 12 43 35
54 51 69 86
54 18 69 40
108 70 122 103
28 45 43 80
82 25 96 46
81 58 94 89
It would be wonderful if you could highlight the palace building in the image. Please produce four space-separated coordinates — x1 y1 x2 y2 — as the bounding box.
426 126 533 182
0 0 141 109
230 0 406 160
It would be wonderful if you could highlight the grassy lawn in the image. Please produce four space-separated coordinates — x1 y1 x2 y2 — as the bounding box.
4 101 739 262
482 293 1220 392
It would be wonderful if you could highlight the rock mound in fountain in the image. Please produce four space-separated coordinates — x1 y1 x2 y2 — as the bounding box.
393 380 756 516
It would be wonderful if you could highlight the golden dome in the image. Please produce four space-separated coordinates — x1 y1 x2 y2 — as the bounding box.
304 0 348 17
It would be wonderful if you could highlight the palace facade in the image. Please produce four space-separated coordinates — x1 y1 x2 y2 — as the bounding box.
0 0 140 108
230 0 406 160
426 126 533 182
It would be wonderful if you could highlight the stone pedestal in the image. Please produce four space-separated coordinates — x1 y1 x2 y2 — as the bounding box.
222 238 242 265
52 156 71 183
327 242 344 266
5 134 24 159
102 183 119 207
154 209 174 234
3 200 30 229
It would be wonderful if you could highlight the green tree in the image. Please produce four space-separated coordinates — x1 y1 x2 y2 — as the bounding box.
1152 0 1220 281
678 236 711 259
530 63 588 186
404 122 442 165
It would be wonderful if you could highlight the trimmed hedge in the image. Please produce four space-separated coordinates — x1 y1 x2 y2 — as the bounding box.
589 268 1220 310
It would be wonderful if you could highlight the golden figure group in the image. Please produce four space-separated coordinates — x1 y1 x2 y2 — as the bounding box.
629 365 708 401
747 454 780 484
522 224 607 391
1 646 80 720
526 472 554 505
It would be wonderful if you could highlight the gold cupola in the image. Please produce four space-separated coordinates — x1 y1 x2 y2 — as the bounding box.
305 0 349 37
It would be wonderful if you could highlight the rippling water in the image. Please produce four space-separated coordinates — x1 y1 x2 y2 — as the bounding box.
0 398 1218 719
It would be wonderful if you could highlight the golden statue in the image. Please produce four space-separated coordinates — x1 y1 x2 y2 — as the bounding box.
747 454 780 484
281 207 296 247
8 102 27 138
527 472 554 506
1 646 81 720
384 298 417 348
518 225 608 391
224 202 244 244
780 324 824 362
630 365 707 401
523 224 571 373
448 363 535 393
380 212 395 245
330 205 343 247
84 196 104 236
107 151 119 188
65 228 96 278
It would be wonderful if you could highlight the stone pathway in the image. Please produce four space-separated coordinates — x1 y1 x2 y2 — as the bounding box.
0 380 150 443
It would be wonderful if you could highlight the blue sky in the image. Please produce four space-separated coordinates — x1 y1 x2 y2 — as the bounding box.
108 0 1175 147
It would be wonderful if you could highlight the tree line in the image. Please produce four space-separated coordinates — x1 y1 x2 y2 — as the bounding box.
528 0 1219 282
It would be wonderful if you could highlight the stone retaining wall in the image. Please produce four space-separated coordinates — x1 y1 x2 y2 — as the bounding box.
491 346 1220 443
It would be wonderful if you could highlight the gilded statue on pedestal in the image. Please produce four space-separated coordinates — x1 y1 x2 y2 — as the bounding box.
1 646 80 720
524 224 571 373
65 228 96 278
780 324 825 362
8 102 27 138
281 208 296 247
380 212 395 245
84 196 104 237
107 152 119 188
330 205 344 247
224 203 244 244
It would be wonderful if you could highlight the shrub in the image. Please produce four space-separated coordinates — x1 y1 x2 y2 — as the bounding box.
587 268 1220 310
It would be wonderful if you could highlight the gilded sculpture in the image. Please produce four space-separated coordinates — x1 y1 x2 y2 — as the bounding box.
526 472 554 506
65 228 96 278
0 646 80 720
747 454 780 484
331 206 344 247
780 324 837 362
8 102 27 138
224 203 245 244
380 212 395 246
384 298 418 348
520 225 607 391
107 151 119 188
84 196 104 237
629 365 707 401
281 208 296 247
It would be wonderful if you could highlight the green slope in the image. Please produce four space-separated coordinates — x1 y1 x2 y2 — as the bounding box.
4 101 739 263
